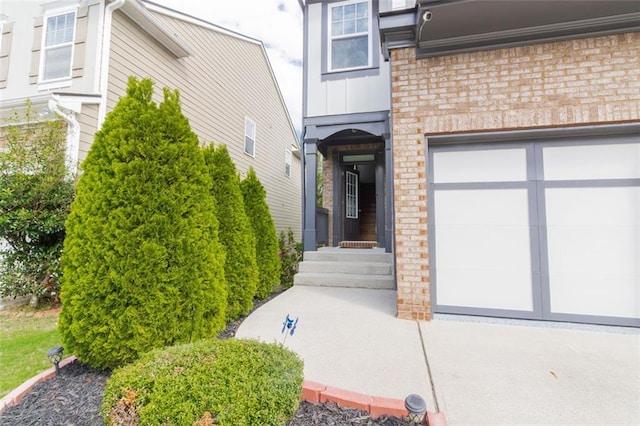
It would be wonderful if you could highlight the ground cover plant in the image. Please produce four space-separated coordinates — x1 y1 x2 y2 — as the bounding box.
0 312 60 398
204 145 258 321
101 338 304 426
0 102 74 305
59 78 227 369
241 168 281 299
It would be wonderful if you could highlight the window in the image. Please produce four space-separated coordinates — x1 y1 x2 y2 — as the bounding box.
244 117 256 157
328 0 370 71
285 149 292 177
41 11 76 82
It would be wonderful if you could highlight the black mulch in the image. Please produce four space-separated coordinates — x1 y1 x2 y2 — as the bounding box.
0 290 413 425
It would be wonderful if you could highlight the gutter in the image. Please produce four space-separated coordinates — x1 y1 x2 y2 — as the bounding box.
97 0 126 129
48 95 80 174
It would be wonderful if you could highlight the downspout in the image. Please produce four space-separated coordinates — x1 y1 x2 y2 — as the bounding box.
48 96 80 174
97 0 126 128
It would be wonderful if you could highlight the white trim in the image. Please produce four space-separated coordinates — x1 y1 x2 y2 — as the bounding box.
38 5 78 87
244 116 256 158
49 95 80 173
285 149 292 177
327 0 372 72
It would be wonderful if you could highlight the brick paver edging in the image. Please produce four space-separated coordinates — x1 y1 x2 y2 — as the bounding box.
0 355 78 415
302 380 447 425
0 361 447 425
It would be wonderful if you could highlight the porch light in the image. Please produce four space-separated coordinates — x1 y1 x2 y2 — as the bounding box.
405 393 427 424
46 346 64 375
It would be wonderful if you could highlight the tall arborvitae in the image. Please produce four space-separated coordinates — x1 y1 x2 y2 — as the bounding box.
59 78 227 369
240 167 281 299
203 145 258 320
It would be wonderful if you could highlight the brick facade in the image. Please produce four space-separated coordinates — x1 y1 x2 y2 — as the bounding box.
391 33 640 320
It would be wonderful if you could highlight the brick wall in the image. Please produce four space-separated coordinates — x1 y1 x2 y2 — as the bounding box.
391 32 640 320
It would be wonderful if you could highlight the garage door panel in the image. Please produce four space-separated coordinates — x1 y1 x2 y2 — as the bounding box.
546 186 639 319
543 143 640 180
549 272 639 318
545 187 639 227
436 267 534 311
433 148 527 183
435 224 532 271
434 189 531 226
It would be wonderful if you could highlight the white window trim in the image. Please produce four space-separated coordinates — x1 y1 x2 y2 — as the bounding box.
285 149 292 177
327 0 372 73
38 4 78 90
244 117 256 158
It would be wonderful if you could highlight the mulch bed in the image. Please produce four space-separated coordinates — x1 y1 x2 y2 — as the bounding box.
0 290 413 425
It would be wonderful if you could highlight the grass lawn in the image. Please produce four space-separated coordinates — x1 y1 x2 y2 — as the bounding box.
0 312 62 399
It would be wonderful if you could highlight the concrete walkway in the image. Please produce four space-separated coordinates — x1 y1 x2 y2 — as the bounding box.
236 286 640 425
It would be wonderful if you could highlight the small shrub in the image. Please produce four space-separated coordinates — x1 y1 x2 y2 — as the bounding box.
102 338 304 426
240 168 281 299
278 229 301 288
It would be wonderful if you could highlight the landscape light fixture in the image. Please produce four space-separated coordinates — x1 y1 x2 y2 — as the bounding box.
405 393 427 424
46 346 64 375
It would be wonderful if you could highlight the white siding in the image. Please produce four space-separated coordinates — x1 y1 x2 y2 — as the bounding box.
107 11 301 239
305 2 390 118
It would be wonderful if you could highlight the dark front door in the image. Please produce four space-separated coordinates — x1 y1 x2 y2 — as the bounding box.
344 168 359 240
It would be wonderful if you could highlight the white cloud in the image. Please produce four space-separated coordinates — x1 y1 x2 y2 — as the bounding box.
150 0 303 134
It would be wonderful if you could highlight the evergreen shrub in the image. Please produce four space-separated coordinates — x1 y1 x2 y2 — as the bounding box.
102 338 304 426
59 78 227 369
278 229 301 289
203 145 258 320
240 168 281 299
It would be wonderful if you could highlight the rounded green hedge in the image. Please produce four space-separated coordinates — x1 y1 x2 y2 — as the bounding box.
102 338 303 426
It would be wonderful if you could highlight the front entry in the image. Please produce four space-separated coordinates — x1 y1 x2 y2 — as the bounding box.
336 152 383 245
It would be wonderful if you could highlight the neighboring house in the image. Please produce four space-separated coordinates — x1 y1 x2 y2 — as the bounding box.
300 0 639 327
0 0 301 239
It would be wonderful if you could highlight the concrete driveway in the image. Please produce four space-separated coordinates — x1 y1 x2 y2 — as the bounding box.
236 286 640 424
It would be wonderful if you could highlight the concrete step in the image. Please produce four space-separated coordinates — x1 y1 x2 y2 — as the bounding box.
298 260 392 276
293 272 395 289
303 250 391 264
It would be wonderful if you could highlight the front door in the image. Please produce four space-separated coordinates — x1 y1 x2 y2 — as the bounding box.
344 169 359 240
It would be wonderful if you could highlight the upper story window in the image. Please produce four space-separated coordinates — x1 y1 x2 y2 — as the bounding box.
40 10 76 82
285 149 292 177
328 0 370 71
244 117 256 157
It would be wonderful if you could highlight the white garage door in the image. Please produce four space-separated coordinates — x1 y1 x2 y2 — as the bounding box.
429 136 639 327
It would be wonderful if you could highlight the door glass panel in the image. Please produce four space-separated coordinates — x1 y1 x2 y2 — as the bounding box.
346 171 358 219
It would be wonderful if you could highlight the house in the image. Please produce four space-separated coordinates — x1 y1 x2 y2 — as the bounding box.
0 0 301 239
299 0 639 327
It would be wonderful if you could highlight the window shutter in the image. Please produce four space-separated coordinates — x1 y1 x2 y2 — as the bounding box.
0 21 13 89
29 16 43 84
72 6 87 78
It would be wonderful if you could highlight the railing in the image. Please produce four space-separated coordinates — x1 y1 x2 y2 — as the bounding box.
316 207 329 246
379 0 417 14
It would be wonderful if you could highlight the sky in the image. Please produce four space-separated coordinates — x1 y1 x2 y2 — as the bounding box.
152 0 304 134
